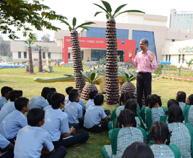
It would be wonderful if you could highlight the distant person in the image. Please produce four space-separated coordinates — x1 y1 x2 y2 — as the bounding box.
0 86 13 110
176 91 186 112
0 97 29 143
184 94 193 126
14 108 66 158
129 38 158 108
0 90 23 124
29 87 50 109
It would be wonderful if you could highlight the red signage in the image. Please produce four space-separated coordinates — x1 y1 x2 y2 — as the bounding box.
63 36 136 63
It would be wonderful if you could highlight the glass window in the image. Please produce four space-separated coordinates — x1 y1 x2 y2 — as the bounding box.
91 49 106 61
43 52 45 59
24 52 27 58
182 54 185 63
68 53 71 59
86 27 129 39
179 55 181 63
169 55 171 61
48 52 51 59
18 51 21 58
166 55 168 61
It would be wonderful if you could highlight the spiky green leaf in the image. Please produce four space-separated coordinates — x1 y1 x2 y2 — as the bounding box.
101 0 112 15
80 26 89 30
113 4 127 17
91 73 96 83
115 10 145 18
60 19 72 31
72 17 76 28
94 3 108 14
76 22 95 29
81 71 90 82
94 11 103 17
106 14 110 19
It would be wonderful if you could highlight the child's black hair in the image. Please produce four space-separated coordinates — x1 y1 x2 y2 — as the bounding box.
27 108 45 126
187 94 193 105
146 94 162 108
94 94 104 105
176 91 186 103
47 92 55 105
69 92 79 102
1 86 13 97
41 87 51 99
120 92 134 106
10 90 23 101
122 142 154 158
167 99 179 108
167 104 184 123
50 88 56 93
51 93 65 109
15 97 29 111
146 121 171 145
89 90 98 99
66 86 73 94
118 109 136 128
125 99 138 115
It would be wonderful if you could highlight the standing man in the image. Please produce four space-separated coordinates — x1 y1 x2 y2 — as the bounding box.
129 38 158 108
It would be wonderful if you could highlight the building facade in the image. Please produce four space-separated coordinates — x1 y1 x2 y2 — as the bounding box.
170 9 193 31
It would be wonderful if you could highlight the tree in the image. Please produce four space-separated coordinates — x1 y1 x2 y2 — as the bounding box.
25 39 35 74
0 35 11 56
41 33 50 42
94 0 144 105
0 0 66 39
37 45 43 72
60 18 95 92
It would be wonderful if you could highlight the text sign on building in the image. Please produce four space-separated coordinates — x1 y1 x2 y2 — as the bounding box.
63 36 136 63
179 46 193 54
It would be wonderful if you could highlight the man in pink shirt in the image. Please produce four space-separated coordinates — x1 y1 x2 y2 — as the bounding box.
129 38 158 108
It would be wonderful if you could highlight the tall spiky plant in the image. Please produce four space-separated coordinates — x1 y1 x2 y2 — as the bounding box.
60 18 95 92
25 39 35 74
94 0 144 105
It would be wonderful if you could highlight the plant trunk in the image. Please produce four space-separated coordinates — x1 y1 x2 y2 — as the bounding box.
105 18 119 105
38 48 43 72
28 46 34 74
70 30 85 92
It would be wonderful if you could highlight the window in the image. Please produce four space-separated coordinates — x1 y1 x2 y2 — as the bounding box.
91 49 106 61
178 55 181 63
43 52 45 59
48 52 51 59
182 54 185 63
24 52 27 58
169 55 171 61
68 53 71 59
18 51 21 58
166 55 168 61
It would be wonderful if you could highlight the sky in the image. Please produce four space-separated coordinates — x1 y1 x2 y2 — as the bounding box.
2 0 193 40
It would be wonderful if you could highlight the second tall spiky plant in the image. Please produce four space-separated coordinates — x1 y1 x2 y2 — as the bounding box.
61 18 95 92
94 0 144 105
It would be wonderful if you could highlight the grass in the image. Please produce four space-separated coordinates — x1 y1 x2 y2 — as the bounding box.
0 66 192 157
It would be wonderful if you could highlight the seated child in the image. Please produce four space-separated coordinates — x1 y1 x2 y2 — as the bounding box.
86 90 98 109
29 87 50 109
124 99 146 129
122 142 154 158
44 92 55 112
0 97 29 143
14 108 66 158
70 89 86 111
176 91 186 112
108 92 134 129
0 133 14 158
41 93 89 148
84 94 108 132
168 105 192 158
65 86 73 105
147 121 181 158
0 90 23 124
0 86 13 110
64 91 83 130
184 94 193 126
167 99 179 108
101 109 146 158
145 94 167 130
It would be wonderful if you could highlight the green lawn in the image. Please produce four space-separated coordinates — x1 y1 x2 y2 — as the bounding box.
0 66 192 158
